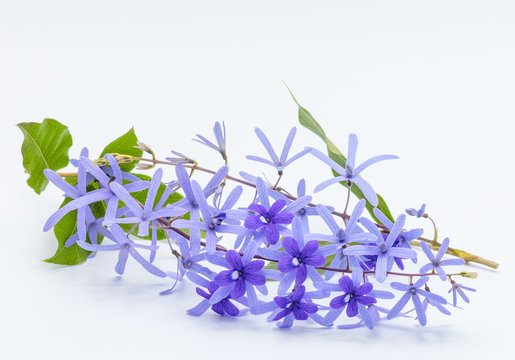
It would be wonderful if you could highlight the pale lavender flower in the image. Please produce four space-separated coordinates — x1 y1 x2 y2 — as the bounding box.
238 171 273 188
419 238 465 281
373 207 423 269
449 280 476 306
307 200 375 280
160 234 214 296
64 213 120 248
421 297 451 316
343 214 417 282
173 163 228 254
387 277 446 326
247 127 309 173
43 147 97 245
165 150 195 165
43 154 149 233
173 180 251 254
81 154 150 226
77 224 166 277
110 168 186 237
193 121 227 160
69 147 141 184
307 133 398 206
406 203 426 218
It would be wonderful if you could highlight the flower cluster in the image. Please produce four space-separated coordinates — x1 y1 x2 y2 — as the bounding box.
35 119 483 331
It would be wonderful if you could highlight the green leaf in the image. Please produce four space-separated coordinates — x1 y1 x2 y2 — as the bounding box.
17 119 73 194
44 183 106 265
285 86 394 223
264 261 278 270
100 127 143 172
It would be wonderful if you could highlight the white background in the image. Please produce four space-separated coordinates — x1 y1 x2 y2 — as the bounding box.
1 1 514 359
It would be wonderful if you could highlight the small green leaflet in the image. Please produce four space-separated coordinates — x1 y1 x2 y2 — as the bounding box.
17 119 73 194
286 86 394 223
100 127 143 172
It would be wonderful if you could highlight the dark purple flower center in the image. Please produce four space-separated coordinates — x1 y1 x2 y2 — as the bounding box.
208 212 226 230
336 228 346 243
410 288 417 295
345 165 353 177
378 242 388 253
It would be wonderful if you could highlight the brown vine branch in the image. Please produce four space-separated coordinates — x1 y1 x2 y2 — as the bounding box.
58 155 499 270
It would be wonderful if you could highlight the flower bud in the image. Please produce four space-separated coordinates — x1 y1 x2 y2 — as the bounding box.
460 272 478 279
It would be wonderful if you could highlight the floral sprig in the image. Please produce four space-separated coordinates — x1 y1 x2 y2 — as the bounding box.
18 98 498 331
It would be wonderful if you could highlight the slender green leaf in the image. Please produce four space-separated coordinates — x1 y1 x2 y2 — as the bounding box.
286 86 394 223
17 119 73 194
100 127 143 172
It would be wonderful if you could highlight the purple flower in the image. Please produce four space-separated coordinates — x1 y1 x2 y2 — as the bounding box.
343 214 417 282
330 275 377 317
320 274 394 330
307 134 398 206
419 238 465 281
273 285 318 321
193 121 227 160
246 127 310 173
406 203 426 218
77 224 166 277
206 241 267 313
449 280 476 306
278 238 325 285
189 281 240 317
387 277 447 326
214 250 266 299
174 180 250 254
244 178 295 245
277 218 325 290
